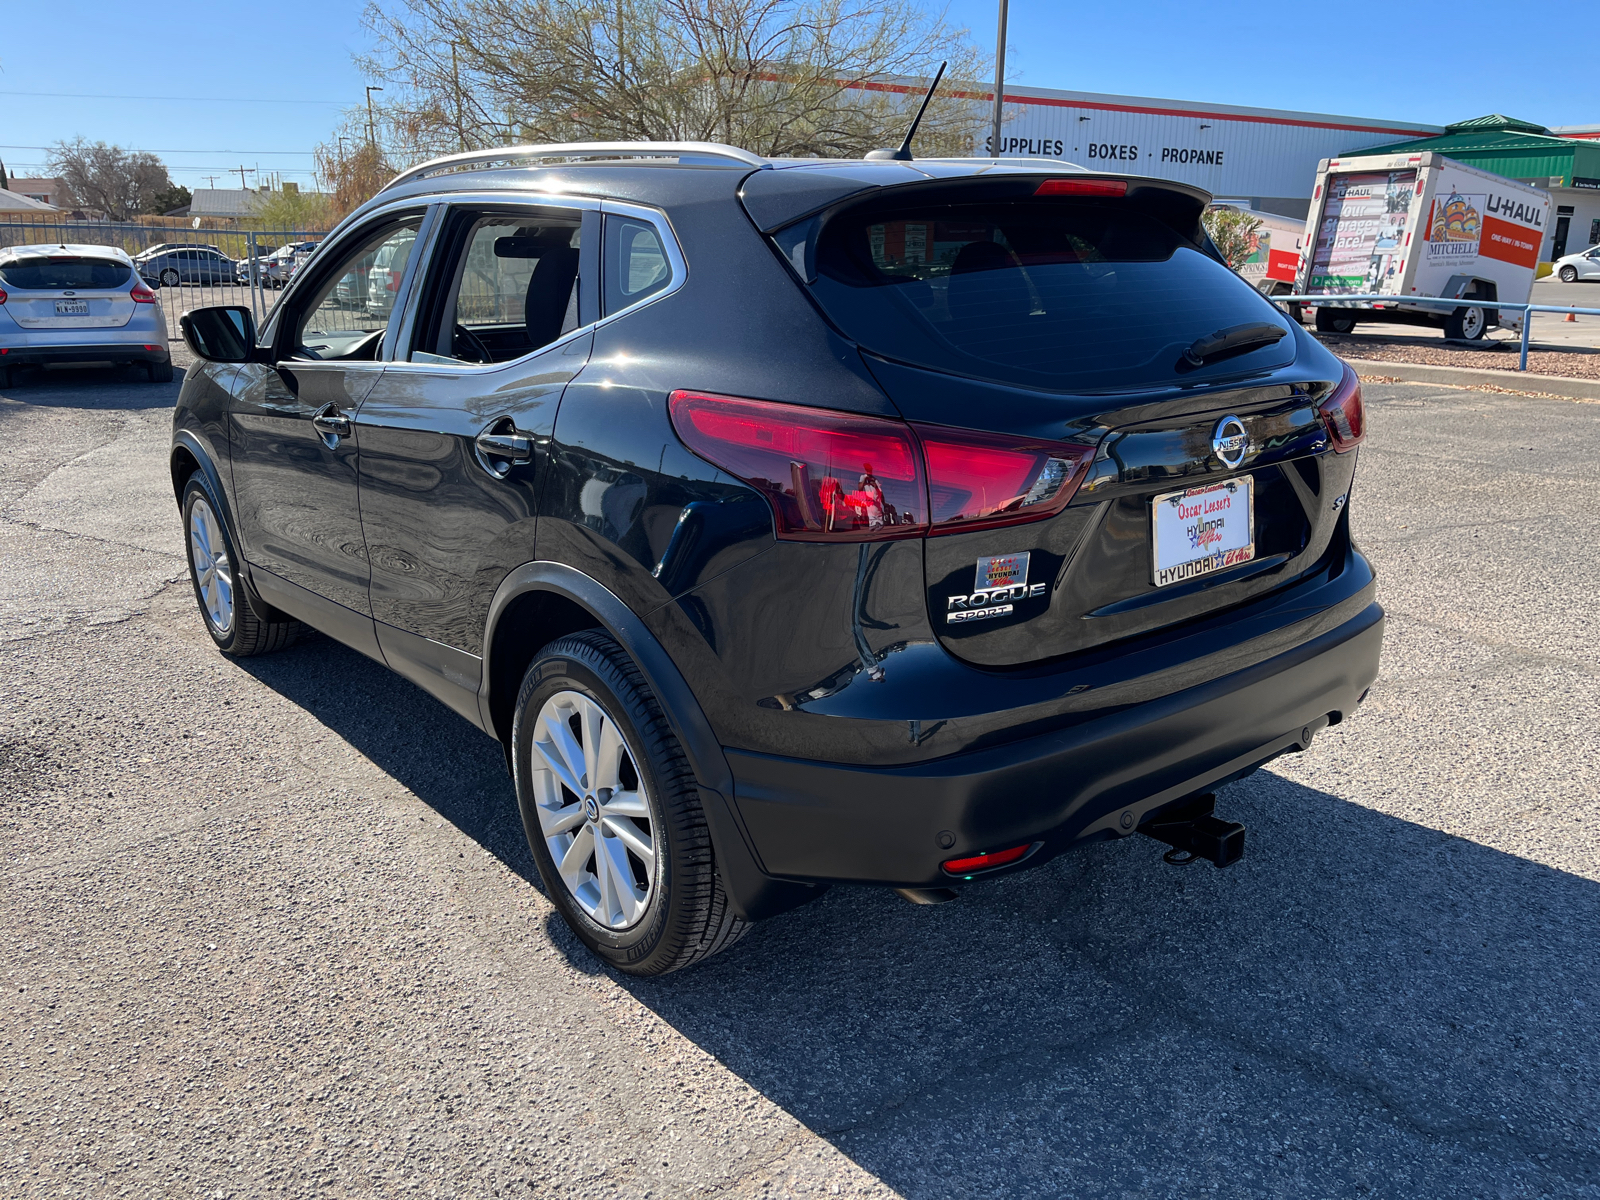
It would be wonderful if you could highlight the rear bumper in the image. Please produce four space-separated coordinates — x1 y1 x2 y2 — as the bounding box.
1 342 170 366
727 601 1384 887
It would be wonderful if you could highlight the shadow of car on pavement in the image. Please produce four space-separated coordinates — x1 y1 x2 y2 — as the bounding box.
240 628 1600 1199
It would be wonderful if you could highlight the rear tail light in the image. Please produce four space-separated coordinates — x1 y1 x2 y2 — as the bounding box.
942 843 1035 876
669 391 927 541
387 269 402 292
1319 364 1366 453
669 392 1101 542
0 287 7 304
914 425 1096 534
1035 178 1127 197
130 282 156 303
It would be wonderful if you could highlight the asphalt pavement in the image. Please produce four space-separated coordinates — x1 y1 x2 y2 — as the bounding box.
2 359 1598 1198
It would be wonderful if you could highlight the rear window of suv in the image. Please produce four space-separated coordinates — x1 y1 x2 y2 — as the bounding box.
790 197 1294 392
0 257 132 290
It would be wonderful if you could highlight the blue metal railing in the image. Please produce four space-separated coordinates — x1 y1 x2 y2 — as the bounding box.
1274 293 1600 372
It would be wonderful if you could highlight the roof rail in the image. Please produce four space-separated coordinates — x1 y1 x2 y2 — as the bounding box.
382 141 770 193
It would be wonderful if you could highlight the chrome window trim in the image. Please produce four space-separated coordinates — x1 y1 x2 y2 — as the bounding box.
370 191 687 378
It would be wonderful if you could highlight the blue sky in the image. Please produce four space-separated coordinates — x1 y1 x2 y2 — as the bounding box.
4 0 1596 190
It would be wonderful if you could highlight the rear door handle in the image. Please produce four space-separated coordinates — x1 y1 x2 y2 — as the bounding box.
475 431 532 463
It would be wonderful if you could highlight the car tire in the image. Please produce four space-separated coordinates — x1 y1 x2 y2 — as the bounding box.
1314 308 1356 334
181 475 302 656
1444 305 1486 340
512 631 749 976
160 269 180 288
1559 266 1578 283
148 359 174 383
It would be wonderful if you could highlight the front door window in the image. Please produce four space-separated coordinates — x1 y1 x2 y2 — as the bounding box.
292 220 422 361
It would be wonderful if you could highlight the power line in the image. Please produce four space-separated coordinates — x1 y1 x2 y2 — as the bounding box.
1 144 314 156
0 89 344 106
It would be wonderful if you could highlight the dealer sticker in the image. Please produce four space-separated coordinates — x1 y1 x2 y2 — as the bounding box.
947 552 1047 623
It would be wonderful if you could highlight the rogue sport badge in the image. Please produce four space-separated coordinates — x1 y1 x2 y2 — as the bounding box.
1212 415 1248 469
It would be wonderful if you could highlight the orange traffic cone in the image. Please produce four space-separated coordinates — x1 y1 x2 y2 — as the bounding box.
1567 308 1578 322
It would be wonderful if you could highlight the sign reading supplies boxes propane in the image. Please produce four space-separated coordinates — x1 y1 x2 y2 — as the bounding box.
1295 152 1550 336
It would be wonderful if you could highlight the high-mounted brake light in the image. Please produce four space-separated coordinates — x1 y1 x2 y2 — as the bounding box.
1034 178 1127 197
669 391 927 541
942 843 1034 876
1319 364 1366 453
130 282 156 303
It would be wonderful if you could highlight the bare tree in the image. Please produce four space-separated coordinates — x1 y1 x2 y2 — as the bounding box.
344 0 987 169
46 139 176 219
313 142 399 219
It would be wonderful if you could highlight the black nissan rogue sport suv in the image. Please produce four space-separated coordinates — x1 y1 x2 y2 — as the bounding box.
170 142 1381 975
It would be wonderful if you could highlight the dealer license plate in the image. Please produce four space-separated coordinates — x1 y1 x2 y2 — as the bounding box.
55 300 89 315
1150 476 1255 587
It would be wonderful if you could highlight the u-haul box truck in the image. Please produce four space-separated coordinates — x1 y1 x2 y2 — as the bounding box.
1209 200 1306 296
1295 151 1550 340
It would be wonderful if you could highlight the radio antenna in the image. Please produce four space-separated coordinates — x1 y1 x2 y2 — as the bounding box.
867 61 947 162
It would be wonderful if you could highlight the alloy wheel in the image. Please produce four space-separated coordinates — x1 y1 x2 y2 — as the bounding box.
528 690 657 930
188 497 235 634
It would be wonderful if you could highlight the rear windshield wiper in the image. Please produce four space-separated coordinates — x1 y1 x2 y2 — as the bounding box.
1181 322 1288 367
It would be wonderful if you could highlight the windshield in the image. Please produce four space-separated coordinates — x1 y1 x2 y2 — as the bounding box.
0 257 133 290
799 197 1294 392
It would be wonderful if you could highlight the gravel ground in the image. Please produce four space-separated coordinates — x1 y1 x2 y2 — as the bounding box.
1314 332 1600 379
2 365 1598 1198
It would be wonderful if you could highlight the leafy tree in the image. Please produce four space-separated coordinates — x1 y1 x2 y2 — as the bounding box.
147 183 192 215
1203 205 1264 272
46 139 174 220
349 0 986 165
251 186 334 229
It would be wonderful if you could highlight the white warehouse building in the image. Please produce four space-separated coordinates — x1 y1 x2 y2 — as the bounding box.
975 85 1599 240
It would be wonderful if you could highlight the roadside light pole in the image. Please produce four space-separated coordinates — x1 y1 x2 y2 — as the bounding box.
366 86 384 148
990 0 1009 159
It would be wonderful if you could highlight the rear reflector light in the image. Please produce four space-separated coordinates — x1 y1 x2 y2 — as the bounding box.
1034 178 1127 197
915 425 1096 534
1319 364 1366 453
669 391 927 541
942 843 1034 875
130 283 156 303
144 344 160 351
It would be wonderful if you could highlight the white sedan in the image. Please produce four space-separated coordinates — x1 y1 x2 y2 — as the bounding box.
1552 244 1600 283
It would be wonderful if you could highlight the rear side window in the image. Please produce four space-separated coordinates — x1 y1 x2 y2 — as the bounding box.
0 257 132 290
603 216 671 314
798 198 1294 391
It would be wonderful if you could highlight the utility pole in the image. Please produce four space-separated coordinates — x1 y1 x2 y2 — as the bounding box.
235 164 249 189
452 43 466 152
366 86 384 147
990 0 1009 159
204 175 218 188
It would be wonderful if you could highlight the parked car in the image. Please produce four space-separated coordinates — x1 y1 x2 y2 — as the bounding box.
363 233 416 313
0 243 172 385
260 241 321 289
333 267 370 308
170 141 1382 976
136 242 222 263
1553 244 1600 283
140 248 237 288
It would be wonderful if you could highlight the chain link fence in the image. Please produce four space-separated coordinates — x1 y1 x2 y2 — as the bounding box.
0 214 334 341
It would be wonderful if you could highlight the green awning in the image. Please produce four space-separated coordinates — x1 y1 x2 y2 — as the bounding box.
1347 115 1600 188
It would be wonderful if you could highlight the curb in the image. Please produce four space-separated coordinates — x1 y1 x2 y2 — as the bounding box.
1344 358 1600 401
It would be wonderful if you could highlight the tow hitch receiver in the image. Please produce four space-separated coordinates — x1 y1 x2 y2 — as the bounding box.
1139 794 1245 868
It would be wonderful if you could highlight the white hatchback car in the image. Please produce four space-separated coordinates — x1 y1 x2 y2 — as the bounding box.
0 244 173 386
1553 244 1600 283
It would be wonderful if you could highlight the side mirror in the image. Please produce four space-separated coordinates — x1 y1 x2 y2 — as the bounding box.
179 305 257 363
